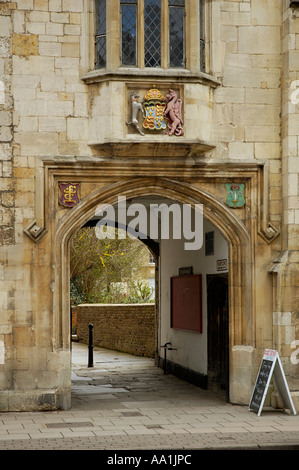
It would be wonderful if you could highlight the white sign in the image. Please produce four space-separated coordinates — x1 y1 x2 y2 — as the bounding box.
216 259 227 271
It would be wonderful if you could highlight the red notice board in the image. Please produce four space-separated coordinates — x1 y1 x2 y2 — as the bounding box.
171 274 202 333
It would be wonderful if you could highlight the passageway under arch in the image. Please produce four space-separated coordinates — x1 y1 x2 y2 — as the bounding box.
55 177 252 407
69 192 231 397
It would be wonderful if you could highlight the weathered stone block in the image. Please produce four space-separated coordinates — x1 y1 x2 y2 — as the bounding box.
0 37 10 58
17 0 34 10
67 117 89 140
239 26 280 54
251 0 281 26
47 100 73 117
0 17 11 37
0 126 12 142
39 116 66 133
12 34 38 56
39 41 61 57
26 22 46 35
15 131 59 156
13 55 54 75
58 140 79 155
61 42 80 58
230 346 256 405
1 192 14 208
28 11 49 23
51 12 69 23
49 0 62 12
0 111 11 126
62 0 83 12
35 0 49 11
229 142 254 159
46 21 63 36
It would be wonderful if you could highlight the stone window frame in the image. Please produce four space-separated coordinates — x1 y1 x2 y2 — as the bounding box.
81 0 212 82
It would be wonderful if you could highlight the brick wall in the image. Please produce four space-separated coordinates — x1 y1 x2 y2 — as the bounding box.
72 304 156 358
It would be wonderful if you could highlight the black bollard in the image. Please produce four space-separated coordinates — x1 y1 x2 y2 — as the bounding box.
161 342 177 374
88 323 94 367
162 342 171 374
164 346 167 375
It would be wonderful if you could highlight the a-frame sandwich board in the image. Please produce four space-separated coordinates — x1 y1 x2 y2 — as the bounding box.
249 349 297 417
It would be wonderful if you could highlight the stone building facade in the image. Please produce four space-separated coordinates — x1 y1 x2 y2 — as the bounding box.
0 0 298 411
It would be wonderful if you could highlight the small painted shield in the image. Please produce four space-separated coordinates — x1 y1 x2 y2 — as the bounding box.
225 183 245 208
143 102 166 131
59 182 80 208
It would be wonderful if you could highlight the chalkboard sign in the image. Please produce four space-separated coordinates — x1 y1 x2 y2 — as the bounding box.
249 358 273 413
249 349 297 416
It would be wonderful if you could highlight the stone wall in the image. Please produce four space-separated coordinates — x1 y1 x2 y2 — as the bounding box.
72 304 156 358
0 2 14 246
0 0 298 411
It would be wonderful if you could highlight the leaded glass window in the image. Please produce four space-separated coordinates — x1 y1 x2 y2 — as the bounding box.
121 0 138 66
199 0 205 72
95 0 106 68
169 0 185 68
94 0 203 72
144 0 161 68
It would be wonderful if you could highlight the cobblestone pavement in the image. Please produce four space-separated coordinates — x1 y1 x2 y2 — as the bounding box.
0 343 299 452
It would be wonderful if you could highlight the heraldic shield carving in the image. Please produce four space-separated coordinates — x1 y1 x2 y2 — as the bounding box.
143 86 167 132
59 182 80 207
126 86 184 136
225 183 245 208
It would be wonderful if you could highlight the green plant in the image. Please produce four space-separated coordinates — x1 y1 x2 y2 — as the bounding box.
70 227 154 304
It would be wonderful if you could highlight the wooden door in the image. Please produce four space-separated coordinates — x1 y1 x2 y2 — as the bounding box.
207 274 229 398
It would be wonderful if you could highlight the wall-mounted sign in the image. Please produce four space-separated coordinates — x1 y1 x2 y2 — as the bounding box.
59 182 80 208
171 274 202 334
249 349 296 417
216 259 228 272
179 266 193 276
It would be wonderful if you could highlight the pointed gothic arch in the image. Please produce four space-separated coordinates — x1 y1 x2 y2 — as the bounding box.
53 177 252 359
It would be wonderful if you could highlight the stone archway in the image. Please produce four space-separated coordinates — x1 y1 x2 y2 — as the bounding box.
54 177 252 407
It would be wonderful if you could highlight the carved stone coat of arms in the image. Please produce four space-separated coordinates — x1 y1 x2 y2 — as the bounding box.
142 86 167 132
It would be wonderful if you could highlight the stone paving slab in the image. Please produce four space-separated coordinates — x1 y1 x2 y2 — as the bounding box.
0 431 299 451
0 344 298 451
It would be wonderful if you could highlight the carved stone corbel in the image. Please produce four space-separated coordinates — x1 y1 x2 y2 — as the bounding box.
257 161 280 244
24 159 47 243
260 222 280 243
24 219 47 242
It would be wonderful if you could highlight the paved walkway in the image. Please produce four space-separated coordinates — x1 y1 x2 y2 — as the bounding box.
0 343 299 451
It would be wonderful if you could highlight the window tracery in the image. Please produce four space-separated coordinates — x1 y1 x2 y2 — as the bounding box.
94 0 207 72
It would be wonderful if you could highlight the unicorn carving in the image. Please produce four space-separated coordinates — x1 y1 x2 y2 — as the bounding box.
164 89 184 136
